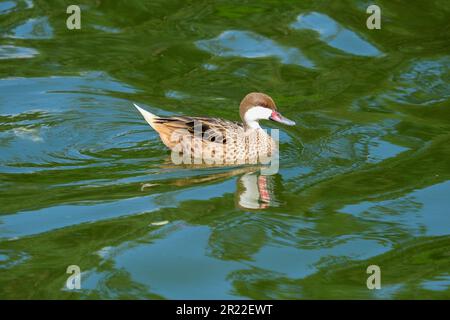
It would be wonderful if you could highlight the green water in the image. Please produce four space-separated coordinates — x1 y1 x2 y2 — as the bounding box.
1 0 449 299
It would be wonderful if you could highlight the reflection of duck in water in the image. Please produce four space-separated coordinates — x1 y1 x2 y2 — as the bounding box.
134 92 295 164
236 172 279 209
141 166 280 210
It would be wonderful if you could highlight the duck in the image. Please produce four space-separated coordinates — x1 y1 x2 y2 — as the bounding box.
133 92 295 165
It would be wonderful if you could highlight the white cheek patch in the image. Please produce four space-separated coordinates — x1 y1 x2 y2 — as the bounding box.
244 106 272 123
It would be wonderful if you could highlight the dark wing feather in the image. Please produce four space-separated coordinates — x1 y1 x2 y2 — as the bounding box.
153 116 243 144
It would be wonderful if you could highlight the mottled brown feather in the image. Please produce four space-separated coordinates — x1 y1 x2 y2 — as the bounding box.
151 116 244 150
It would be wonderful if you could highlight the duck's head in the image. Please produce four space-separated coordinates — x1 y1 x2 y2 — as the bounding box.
239 92 296 129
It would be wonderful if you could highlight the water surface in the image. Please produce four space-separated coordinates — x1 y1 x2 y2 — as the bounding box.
0 0 449 299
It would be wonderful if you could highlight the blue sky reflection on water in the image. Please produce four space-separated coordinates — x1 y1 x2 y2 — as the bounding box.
0 1 449 299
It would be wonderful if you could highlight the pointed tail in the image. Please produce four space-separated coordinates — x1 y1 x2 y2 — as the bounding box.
134 103 157 129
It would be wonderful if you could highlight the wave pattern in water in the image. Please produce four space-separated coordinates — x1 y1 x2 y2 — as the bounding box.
0 1 449 299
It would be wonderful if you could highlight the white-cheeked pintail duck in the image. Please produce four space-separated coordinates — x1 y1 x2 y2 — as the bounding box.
134 92 295 164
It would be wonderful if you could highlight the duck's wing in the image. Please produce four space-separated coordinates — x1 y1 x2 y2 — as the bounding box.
153 116 244 147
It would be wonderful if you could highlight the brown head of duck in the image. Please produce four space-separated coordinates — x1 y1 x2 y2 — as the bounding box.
239 92 295 130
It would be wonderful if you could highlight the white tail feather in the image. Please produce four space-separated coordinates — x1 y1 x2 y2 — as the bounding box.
134 103 157 128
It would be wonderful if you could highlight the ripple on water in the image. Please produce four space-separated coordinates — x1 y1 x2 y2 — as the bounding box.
4 16 53 39
386 57 450 106
0 250 29 269
421 273 450 292
0 71 135 114
290 12 382 57
353 56 450 112
114 225 244 299
165 90 188 100
12 127 44 142
340 180 450 237
0 1 16 14
91 24 121 34
0 45 38 59
365 136 409 163
253 237 388 279
196 30 315 68
202 63 218 71
0 72 139 173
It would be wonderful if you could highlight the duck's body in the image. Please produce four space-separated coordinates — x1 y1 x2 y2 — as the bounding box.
134 92 295 165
